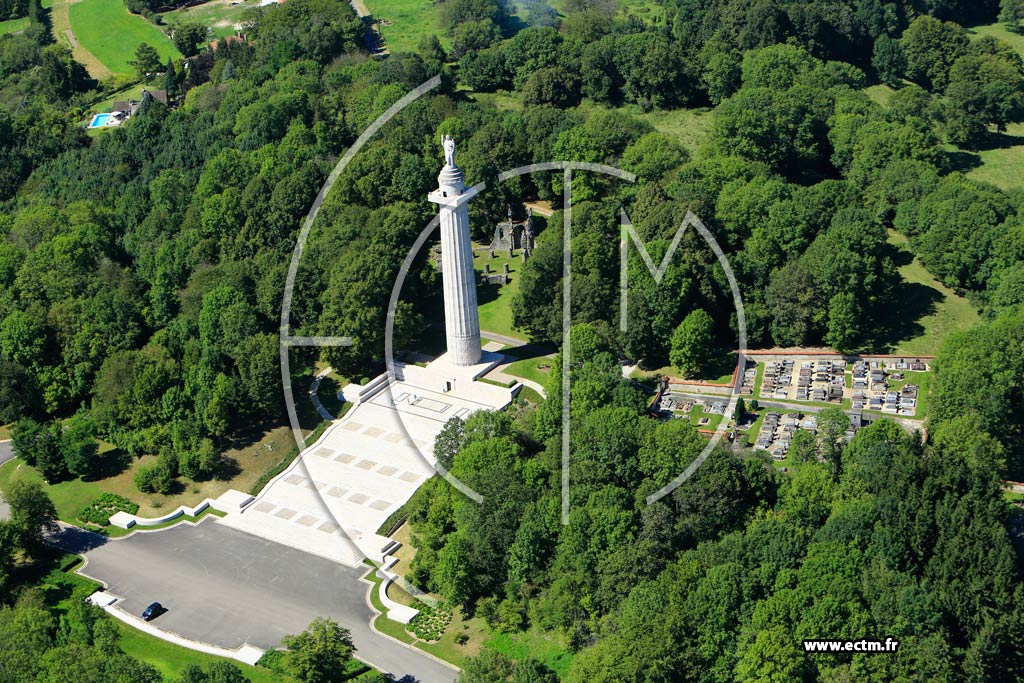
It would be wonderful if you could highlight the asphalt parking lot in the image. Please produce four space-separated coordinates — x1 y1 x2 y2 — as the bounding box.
67 521 456 683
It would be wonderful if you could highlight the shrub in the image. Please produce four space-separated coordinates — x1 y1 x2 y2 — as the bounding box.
256 649 288 673
408 601 453 641
134 461 175 494
78 493 139 526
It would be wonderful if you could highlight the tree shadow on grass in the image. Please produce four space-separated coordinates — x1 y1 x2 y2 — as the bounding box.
945 150 983 174
971 129 1024 152
86 448 132 482
868 283 940 353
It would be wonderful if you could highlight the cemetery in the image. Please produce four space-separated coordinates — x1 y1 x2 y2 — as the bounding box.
753 355 930 418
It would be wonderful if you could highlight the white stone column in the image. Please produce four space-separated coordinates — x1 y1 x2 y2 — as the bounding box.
427 141 482 367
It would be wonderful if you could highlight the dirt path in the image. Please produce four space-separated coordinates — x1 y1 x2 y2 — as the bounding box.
50 0 112 80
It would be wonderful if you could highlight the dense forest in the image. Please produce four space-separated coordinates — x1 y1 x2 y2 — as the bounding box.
1 0 1024 680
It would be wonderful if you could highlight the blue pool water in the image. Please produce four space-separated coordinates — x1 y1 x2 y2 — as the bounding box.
88 113 112 128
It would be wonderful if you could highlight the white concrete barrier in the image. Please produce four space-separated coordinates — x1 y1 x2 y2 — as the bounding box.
109 490 253 529
91 591 265 666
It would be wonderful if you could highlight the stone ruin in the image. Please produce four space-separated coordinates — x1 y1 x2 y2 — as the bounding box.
487 205 535 258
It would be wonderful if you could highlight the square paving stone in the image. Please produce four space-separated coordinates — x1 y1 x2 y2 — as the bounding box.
285 474 306 485
370 499 392 511
313 448 334 458
319 521 339 533
399 472 421 483
296 515 319 527
378 465 398 476
327 487 348 498
355 459 377 470
342 422 363 431
335 453 356 464
348 493 370 504
275 508 297 520
384 432 404 443
254 502 275 513
363 426 384 437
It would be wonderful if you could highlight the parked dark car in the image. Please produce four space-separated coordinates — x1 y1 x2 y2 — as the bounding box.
141 602 162 621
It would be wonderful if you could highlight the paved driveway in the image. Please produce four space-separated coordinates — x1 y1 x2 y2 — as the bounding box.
67 522 457 683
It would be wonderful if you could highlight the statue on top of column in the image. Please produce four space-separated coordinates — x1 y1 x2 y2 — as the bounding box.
443 135 456 167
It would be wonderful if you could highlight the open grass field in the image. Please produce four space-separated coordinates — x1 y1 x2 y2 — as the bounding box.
364 0 446 54
964 121 1024 191
970 22 1024 57
0 16 28 34
502 354 553 388
468 93 713 159
160 0 255 39
50 0 112 78
0 424 301 524
575 99 713 158
67 0 180 76
115 621 293 682
475 245 521 338
879 230 980 356
863 83 896 106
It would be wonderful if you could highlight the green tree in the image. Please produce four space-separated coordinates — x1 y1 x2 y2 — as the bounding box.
816 407 848 478
163 59 179 100
945 53 1024 145
733 625 806 683
61 415 100 480
128 43 161 79
458 647 515 683
789 429 817 463
281 617 355 683
669 309 716 378
872 34 906 86
6 480 59 556
900 15 969 91
173 23 207 57
1001 0 1024 30
621 131 689 181
450 19 500 58
824 291 860 352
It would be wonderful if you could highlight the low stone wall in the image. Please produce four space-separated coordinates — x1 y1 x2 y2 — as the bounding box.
109 490 253 530
376 563 419 624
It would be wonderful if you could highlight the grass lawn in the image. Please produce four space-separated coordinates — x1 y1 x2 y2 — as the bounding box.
502 354 553 388
160 0 256 39
744 410 765 446
475 246 521 338
574 99 713 158
965 121 1024 191
33 556 292 681
970 22 1024 58
364 0 446 55
0 16 28 35
468 92 713 159
483 629 574 678
688 404 724 431
68 0 181 76
876 230 980 355
886 370 932 419
863 83 896 106
0 422 11 440
0 424 303 526
115 621 293 682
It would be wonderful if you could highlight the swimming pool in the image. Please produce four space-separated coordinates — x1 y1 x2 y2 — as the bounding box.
88 113 112 128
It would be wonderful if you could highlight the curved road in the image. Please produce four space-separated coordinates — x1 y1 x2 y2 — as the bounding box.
58 522 457 683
